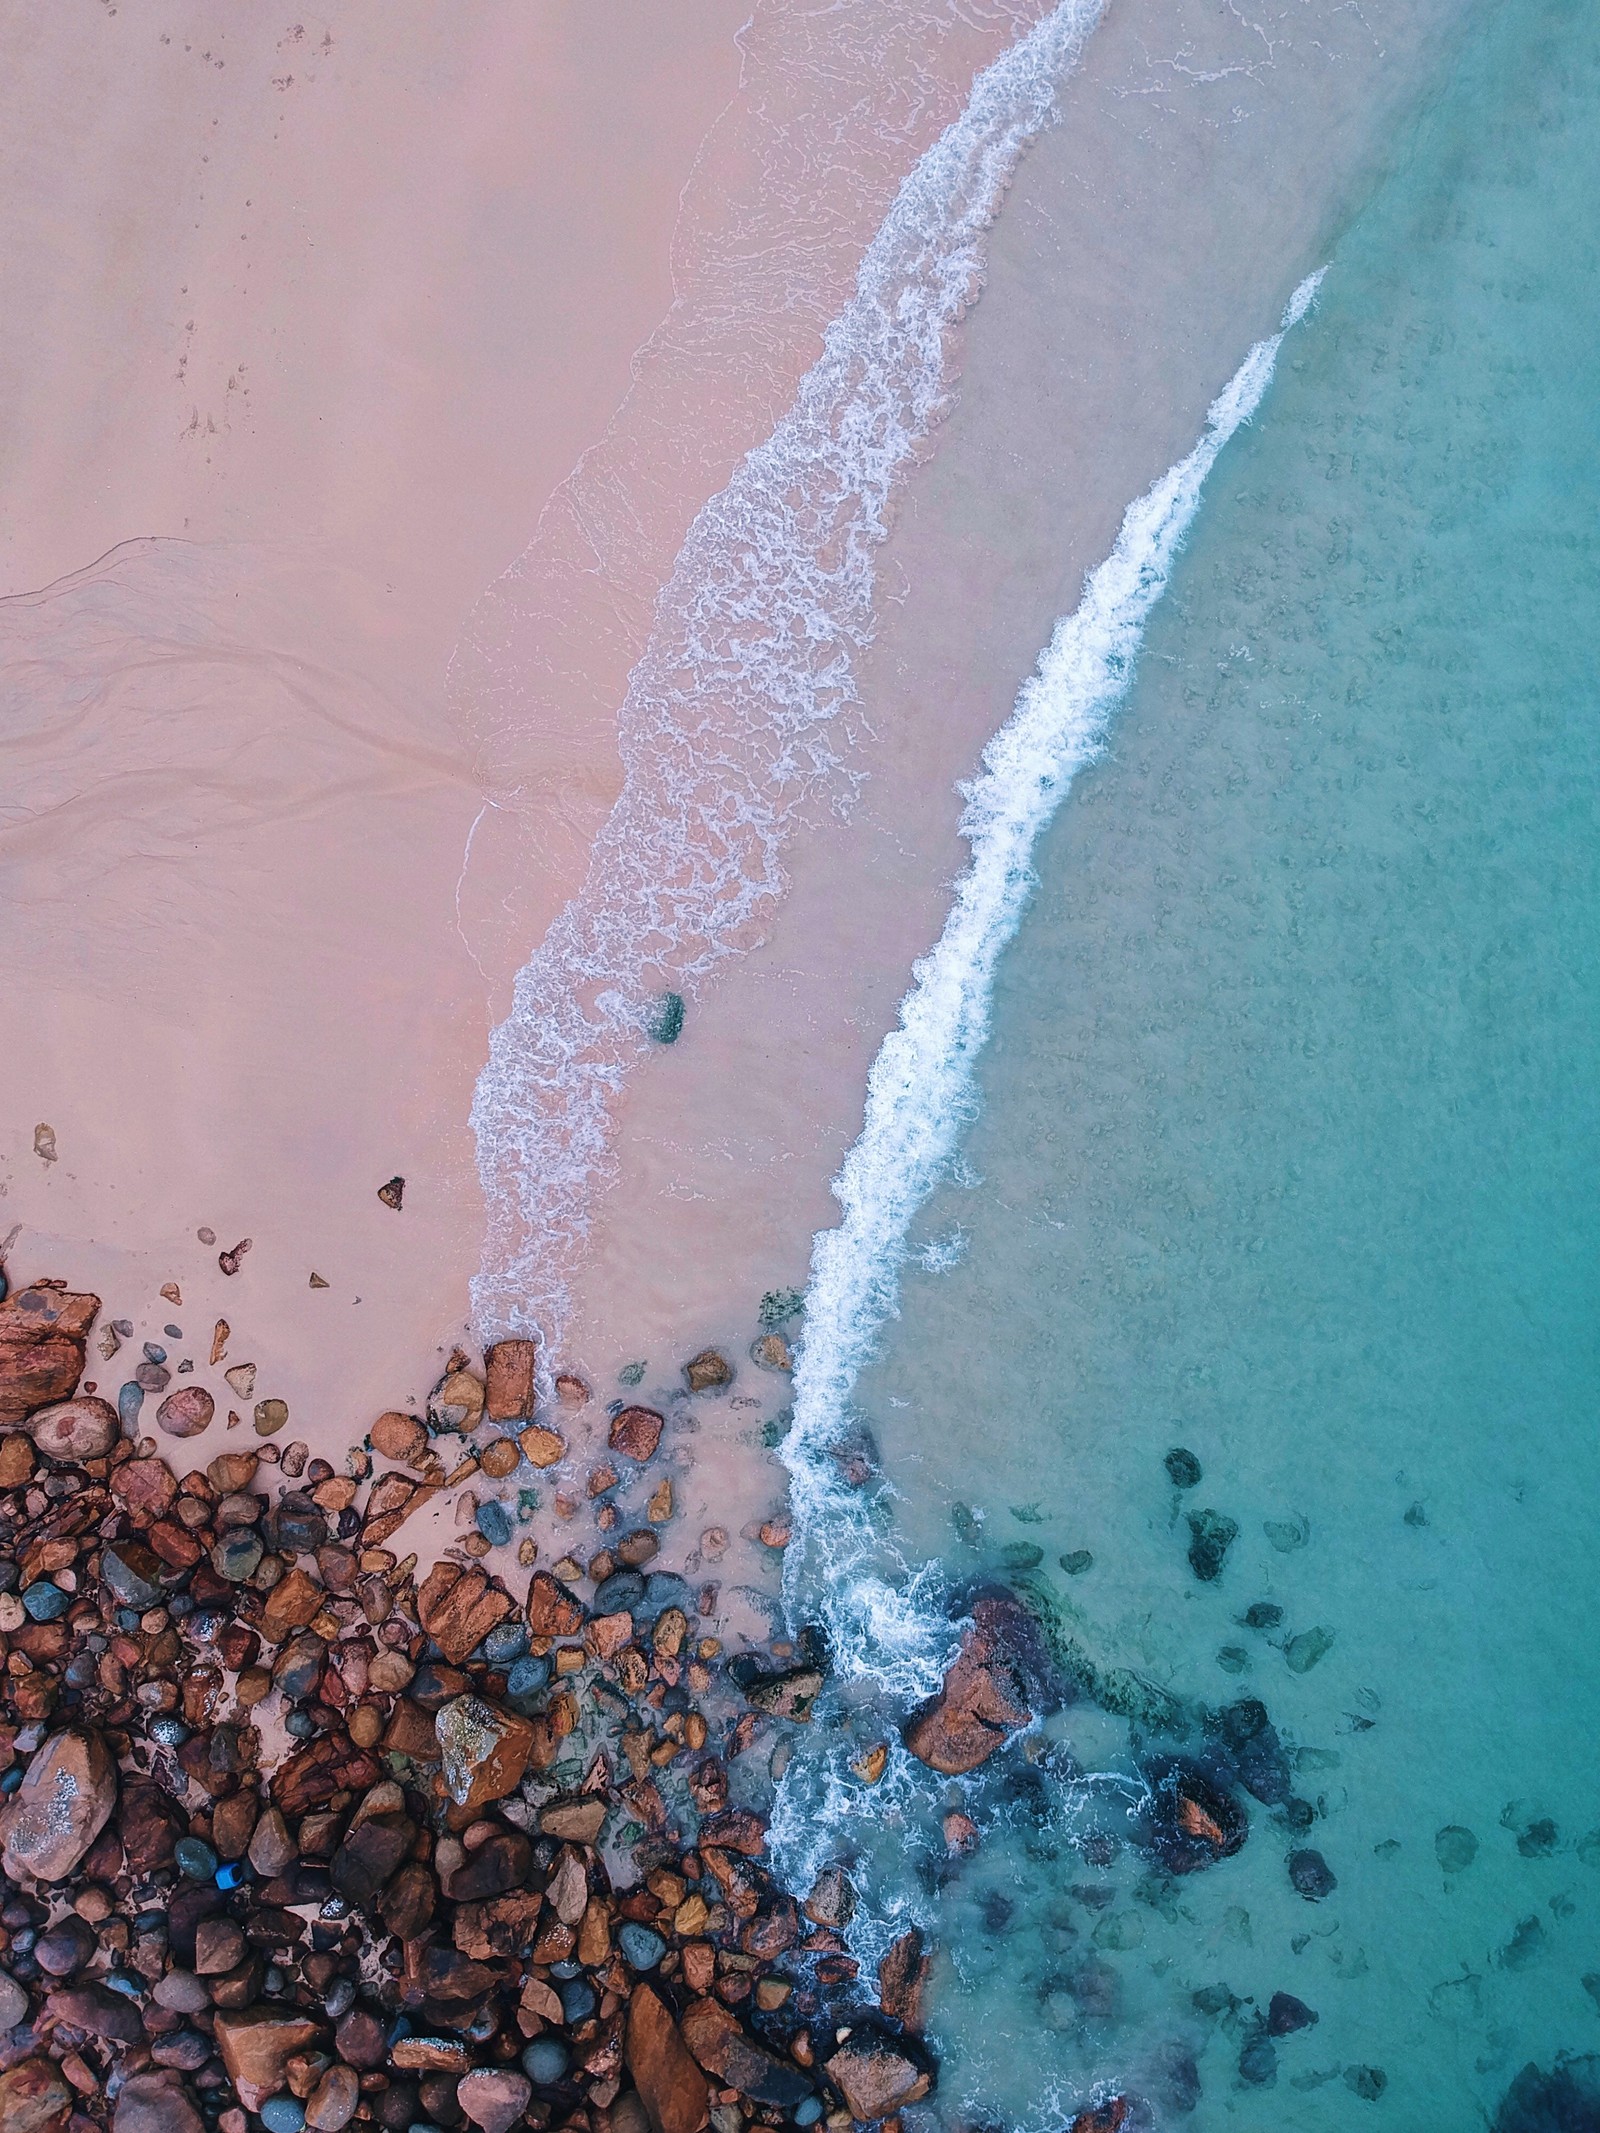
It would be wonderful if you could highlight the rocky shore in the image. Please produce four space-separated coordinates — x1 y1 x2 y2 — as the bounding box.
0 1272 942 2133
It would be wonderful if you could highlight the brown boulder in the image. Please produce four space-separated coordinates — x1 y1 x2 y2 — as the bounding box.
27 1396 118 1463
609 1406 664 1462
484 1339 538 1421
270 1731 381 1818
822 2034 932 2121
0 1728 116 1882
117 1778 186 1874
111 1456 178 1525
458 2068 533 2133
624 1984 708 2133
903 1616 1031 1776
526 1571 585 1639
361 1471 437 1547
417 1561 513 1664
260 1566 327 1644
878 1926 930 2029
370 1411 428 1466
0 2059 73 2133
214 2006 324 2112
305 2065 360 2132
156 1386 215 1439
0 1287 98 1428
680 2000 812 2111
683 1349 732 1393
436 1697 536 1812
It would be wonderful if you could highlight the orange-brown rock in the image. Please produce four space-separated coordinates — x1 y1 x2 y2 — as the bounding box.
260 1566 326 1644
361 1471 437 1547
517 1423 565 1469
609 1406 664 1463
878 1926 930 2029
586 1610 634 1661
538 1795 607 1844
902 1616 1031 1776
683 1349 732 1393
484 1339 538 1421
436 1696 536 1812
270 1731 380 1817
526 1570 585 1639
370 1411 428 1466
214 2006 324 2112
155 1386 214 1439
0 1728 116 1882
0 1287 97 1428
418 1562 513 1664
1068 2103 1130 2133
380 1700 442 1763
679 2000 810 2110
624 1984 708 2133
822 2033 932 2121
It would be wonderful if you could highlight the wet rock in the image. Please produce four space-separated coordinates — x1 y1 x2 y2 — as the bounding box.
1218 1699 1291 1806
625 1985 709 2133
458 2069 533 2133
1165 1448 1202 1489
215 2007 326 2112
879 1926 930 2029
1493 2052 1600 2132
34 1913 96 1977
1067 2105 1130 2133
803 1866 856 1929
0 1966 27 2028
540 1795 607 1844
1267 1991 1318 2036
904 1616 1030 1775
610 1406 664 1462
418 1562 513 1664
377 1176 405 1210
447 1829 531 1900
261 1566 327 1643
681 1998 811 2110
1186 1509 1239 1582
379 1860 437 1941
102 1537 165 1609
371 1410 427 1463
27 1395 119 1462
738 1664 824 1725
1146 1760 1248 1875
822 2022 933 2121
1238 2032 1277 2086
1287 1847 1337 1901
0 1727 117 1882
334 2010 386 2070
1285 1625 1335 1674
268 1490 330 1557
114 2073 205 2133
518 1424 565 1468
0 1286 98 1427
157 1386 215 1438
484 1340 538 1422
683 1350 732 1393
436 1696 536 1810
1435 1824 1478 1873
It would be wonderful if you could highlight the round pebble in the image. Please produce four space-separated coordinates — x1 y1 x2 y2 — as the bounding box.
558 1977 596 2024
482 1621 529 1665
261 2099 307 2133
174 1837 218 1882
793 2098 824 2127
618 1922 666 1971
21 1581 69 1622
522 2039 570 2086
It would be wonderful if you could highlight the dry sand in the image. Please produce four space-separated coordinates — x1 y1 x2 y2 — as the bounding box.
0 0 749 1450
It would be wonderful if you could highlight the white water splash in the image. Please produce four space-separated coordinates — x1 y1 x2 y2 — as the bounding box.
469 0 1106 1342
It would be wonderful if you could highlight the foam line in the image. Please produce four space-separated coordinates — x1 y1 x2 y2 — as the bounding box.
779 271 1328 1686
469 0 1107 1343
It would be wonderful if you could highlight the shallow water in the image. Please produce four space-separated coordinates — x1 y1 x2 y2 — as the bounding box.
787 0 1600 2123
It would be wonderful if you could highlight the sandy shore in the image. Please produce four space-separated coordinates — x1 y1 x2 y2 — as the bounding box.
553 0 1470 1398
0 1 749 1450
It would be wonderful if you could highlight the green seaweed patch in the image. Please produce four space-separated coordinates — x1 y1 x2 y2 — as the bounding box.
618 1361 647 1387
760 1408 794 1449
758 1287 805 1329
647 992 686 1044
1011 1571 1192 1737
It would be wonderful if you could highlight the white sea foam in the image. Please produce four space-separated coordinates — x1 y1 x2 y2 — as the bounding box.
470 0 1105 1342
778 271 1328 1692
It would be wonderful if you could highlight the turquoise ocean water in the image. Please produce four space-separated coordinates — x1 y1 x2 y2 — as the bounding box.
780 0 1600 2124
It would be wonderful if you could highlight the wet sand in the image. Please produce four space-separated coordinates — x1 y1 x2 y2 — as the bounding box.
0 1 749 1450
555 0 1470 1395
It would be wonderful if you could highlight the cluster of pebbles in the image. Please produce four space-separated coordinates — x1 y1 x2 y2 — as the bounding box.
0 1277 939 2133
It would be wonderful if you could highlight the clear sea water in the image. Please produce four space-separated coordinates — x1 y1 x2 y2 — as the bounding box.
803 0 1600 2123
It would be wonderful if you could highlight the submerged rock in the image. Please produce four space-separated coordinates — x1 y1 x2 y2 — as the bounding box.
1493 2053 1600 2132
1287 1846 1338 1901
1145 1760 1248 1875
1186 1508 1239 1582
